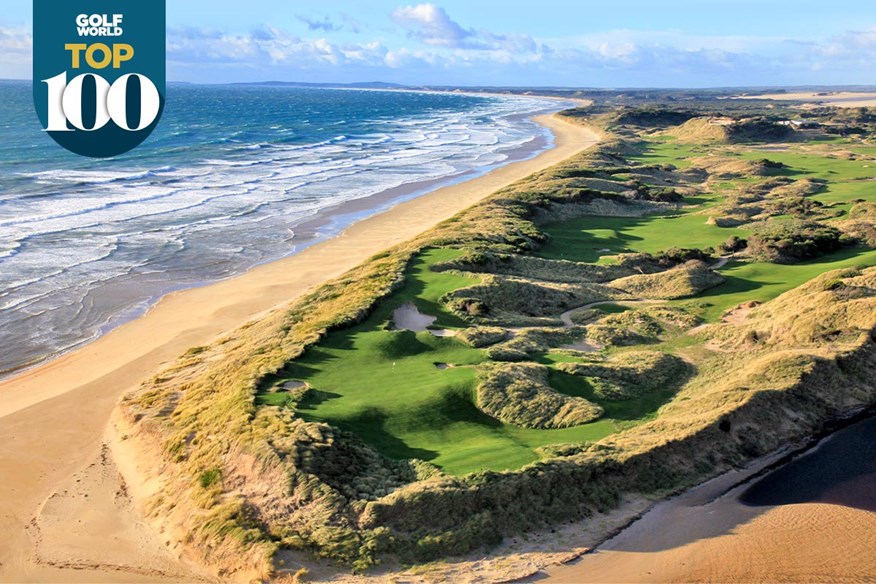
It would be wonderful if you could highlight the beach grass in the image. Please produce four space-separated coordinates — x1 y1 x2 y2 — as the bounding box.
279 249 648 475
689 248 876 321
258 130 876 475
116 105 876 571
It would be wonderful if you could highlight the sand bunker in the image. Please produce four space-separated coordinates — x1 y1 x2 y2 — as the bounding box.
392 302 437 331
722 300 761 325
391 303 456 337
281 380 307 391
560 339 600 352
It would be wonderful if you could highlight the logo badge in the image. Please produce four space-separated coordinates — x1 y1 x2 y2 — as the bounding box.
33 1 166 158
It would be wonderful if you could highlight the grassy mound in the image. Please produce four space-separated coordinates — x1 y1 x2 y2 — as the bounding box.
840 202 876 247
669 117 795 144
586 309 665 346
556 351 690 400
747 220 852 263
488 327 581 358
444 275 624 320
432 251 658 284
475 362 603 429
611 260 725 299
691 156 787 179
768 178 826 198
361 266 876 564
668 117 734 143
457 326 508 348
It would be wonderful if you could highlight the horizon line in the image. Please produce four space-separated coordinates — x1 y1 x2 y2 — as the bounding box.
7 78 876 91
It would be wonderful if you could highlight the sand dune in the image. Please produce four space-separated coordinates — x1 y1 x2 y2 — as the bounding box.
0 113 600 583
737 91 876 108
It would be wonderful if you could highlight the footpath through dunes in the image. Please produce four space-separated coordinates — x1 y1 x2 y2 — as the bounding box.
108 100 876 580
0 113 601 583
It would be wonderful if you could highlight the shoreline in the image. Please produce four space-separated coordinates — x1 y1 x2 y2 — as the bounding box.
0 112 600 583
279 409 876 584
538 411 876 583
0 98 559 382
287 408 876 584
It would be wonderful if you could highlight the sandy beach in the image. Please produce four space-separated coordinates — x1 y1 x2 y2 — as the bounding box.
0 113 599 583
737 90 876 108
539 418 876 584
541 492 876 584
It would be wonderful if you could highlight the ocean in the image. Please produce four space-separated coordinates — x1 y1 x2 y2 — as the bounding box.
0 81 567 377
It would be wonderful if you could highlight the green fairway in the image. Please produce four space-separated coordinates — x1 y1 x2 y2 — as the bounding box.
536 213 744 263
691 248 876 321
734 145 876 214
256 136 876 477
264 249 667 475
633 138 706 168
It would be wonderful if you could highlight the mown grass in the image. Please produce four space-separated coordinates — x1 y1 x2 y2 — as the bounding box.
537 136 876 322
263 135 876 474
633 138 705 168
276 249 648 475
537 213 744 263
690 248 876 321
122 109 876 572
736 145 876 214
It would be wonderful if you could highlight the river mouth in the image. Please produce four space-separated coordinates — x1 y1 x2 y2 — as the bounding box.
740 416 876 512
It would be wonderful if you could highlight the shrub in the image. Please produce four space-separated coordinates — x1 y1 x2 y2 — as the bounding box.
199 468 222 489
557 351 690 400
747 220 851 263
718 235 748 253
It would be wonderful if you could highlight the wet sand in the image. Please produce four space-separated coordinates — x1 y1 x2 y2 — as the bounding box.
0 113 600 583
539 417 876 583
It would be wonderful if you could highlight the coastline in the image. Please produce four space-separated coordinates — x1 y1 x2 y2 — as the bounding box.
273 411 876 584
0 92 561 382
539 414 876 583
0 113 600 582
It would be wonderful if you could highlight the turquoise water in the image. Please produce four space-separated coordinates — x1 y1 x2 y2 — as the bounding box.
0 81 566 375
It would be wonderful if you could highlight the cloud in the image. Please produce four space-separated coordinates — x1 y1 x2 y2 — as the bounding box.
164 25 395 83
0 25 32 79
390 3 542 54
296 14 362 34
297 15 341 33
818 26 876 58
392 3 473 47
0 8 852 87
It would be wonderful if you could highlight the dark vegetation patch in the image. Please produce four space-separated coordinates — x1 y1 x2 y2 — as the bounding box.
747 220 854 263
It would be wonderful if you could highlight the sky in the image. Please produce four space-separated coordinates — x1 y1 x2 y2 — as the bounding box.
4 0 876 87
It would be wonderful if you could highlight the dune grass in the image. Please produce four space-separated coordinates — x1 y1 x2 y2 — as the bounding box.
263 134 876 475
118 109 876 572
274 249 667 475
690 248 876 321
538 135 876 322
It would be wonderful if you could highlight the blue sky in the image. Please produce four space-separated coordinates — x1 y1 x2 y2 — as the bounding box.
4 1 876 86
